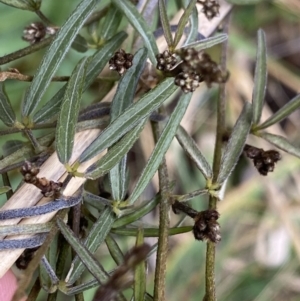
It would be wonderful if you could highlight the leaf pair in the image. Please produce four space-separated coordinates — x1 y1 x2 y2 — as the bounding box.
251 29 300 158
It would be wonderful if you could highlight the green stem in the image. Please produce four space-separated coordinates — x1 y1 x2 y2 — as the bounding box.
0 37 53 65
152 120 170 301
35 10 53 26
24 129 46 153
204 13 231 301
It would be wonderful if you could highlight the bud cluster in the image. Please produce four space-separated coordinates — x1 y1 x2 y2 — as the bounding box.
20 161 63 198
156 50 177 71
193 209 221 243
22 22 56 44
244 144 281 176
172 200 221 243
109 49 134 76
197 0 220 20
174 48 228 92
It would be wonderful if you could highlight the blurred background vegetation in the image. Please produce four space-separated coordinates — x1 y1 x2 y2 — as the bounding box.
1 0 300 300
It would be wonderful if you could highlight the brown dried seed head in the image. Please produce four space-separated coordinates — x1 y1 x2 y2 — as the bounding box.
197 0 220 20
22 22 47 44
109 49 134 76
244 144 281 176
156 50 177 71
193 209 221 243
174 71 201 93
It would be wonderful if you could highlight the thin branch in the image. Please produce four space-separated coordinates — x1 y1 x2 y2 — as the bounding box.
35 10 54 26
204 12 231 301
0 37 54 65
152 119 170 301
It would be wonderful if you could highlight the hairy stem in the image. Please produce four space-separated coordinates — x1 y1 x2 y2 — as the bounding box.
152 120 170 301
204 13 231 301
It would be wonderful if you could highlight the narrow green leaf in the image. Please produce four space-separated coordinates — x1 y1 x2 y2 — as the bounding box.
56 57 89 164
0 186 11 195
71 34 88 53
252 29 267 126
113 196 160 228
256 93 300 130
184 7 198 45
39 258 52 291
79 79 178 162
85 119 147 179
109 48 148 200
0 83 16 126
100 5 123 41
134 229 146 301
2 140 24 157
0 134 54 173
22 0 100 117
48 235 58 274
0 0 37 11
129 93 192 204
176 125 212 180
182 33 228 51
112 0 159 64
173 0 198 49
67 207 116 285
105 234 124 265
217 102 253 186
111 48 148 120
57 217 107 284
109 157 128 201
158 0 173 48
33 32 127 124
259 132 300 158
111 226 192 236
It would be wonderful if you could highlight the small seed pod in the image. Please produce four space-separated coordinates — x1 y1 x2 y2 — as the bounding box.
197 0 220 20
156 50 177 71
193 209 221 243
109 49 134 76
22 22 47 44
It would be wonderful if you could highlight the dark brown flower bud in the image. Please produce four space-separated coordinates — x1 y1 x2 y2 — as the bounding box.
197 0 220 20
109 49 134 76
156 50 177 71
193 209 221 243
22 22 47 44
244 144 281 176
